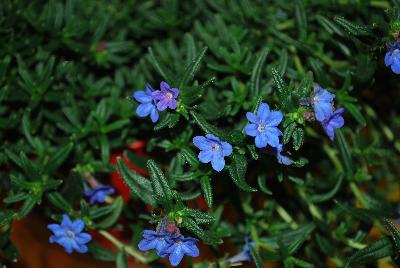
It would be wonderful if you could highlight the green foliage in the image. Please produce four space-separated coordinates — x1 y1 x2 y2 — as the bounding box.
1 0 400 267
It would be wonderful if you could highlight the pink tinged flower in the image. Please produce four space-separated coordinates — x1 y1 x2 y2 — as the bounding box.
151 81 179 111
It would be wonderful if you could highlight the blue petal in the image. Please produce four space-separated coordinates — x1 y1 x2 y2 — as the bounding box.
385 52 393 66
74 244 88 253
278 154 293 165
150 107 159 123
145 83 154 93
198 150 213 163
193 136 211 150
246 112 258 123
138 238 158 252
156 99 169 111
47 224 64 236
57 237 73 253
142 230 158 238
205 134 219 142
75 233 92 244
133 91 152 103
211 154 225 172
244 124 258 137
71 219 85 233
169 245 185 267
182 242 199 257
171 87 179 98
221 142 233 157
256 103 270 121
61 214 72 227
160 81 171 92
266 111 283 126
314 102 334 122
264 128 281 148
136 103 154 117
391 59 400 74
323 125 335 141
255 134 268 148
155 238 171 257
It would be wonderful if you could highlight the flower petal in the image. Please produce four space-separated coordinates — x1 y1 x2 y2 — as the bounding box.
246 112 257 123
198 150 213 163
205 134 219 142
171 87 179 98
264 128 281 148
221 142 233 157
256 103 270 121
61 214 72 227
71 219 85 233
211 154 225 172
156 99 169 111
160 81 171 92
133 91 152 103
193 136 211 150
150 107 159 123
75 233 92 244
73 244 88 253
255 134 267 148
136 103 154 117
244 124 258 137
385 52 393 66
314 102 334 122
182 243 199 257
138 238 158 252
266 111 283 126
169 245 185 267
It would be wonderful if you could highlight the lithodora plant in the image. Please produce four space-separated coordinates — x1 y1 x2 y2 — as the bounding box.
1 0 400 268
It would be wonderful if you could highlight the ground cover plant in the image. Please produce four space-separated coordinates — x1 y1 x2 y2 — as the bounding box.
1 0 400 267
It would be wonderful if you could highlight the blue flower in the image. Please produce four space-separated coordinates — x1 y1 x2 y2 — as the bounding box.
311 86 335 122
84 184 115 205
276 144 293 165
193 134 233 172
152 81 179 111
245 103 283 148
164 235 200 267
227 238 255 264
138 230 171 257
47 214 92 254
321 108 345 141
133 83 159 123
385 43 400 74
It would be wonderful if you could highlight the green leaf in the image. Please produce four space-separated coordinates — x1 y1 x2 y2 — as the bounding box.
99 135 109 163
116 157 156 206
257 175 272 195
335 129 353 178
183 208 216 225
334 16 373 37
148 47 173 84
200 176 213 208
182 217 222 245
147 159 174 208
179 147 199 168
18 195 37 219
228 153 257 192
283 122 296 144
309 175 343 203
343 102 366 127
292 127 304 151
3 192 29 204
47 192 73 212
0 210 17 225
190 111 227 141
250 47 269 97
116 250 128 268
174 172 197 181
382 218 400 253
89 242 117 261
249 246 264 268
179 47 208 88
45 142 73 175
344 236 393 268
295 0 307 40
96 196 123 229
247 145 259 160
154 113 180 131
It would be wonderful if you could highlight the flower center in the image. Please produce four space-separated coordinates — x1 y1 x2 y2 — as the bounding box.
211 143 220 151
257 123 266 132
66 230 75 238
166 92 173 99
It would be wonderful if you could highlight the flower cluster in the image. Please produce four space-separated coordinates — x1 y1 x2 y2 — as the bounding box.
245 102 292 165
47 214 92 254
133 81 179 123
193 134 233 172
302 85 345 141
385 42 400 74
138 219 199 266
84 184 115 205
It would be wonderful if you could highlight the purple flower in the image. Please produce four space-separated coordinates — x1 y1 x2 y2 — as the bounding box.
385 43 400 74
152 81 179 111
276 144 292 165
84 184 115 205
138 230 171 257
47 214 92 254
164 235 200 267
227 238 255 264
193 134 233 172
133 83 159 123
245 103 283 148
321 108 345 141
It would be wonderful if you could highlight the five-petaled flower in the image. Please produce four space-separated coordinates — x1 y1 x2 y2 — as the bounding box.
193 134 233 172
164 235 200 266
276 143 292 165
321 108 345 141
138 230 171 257
152 81 179 111
84 184 115 205
245 102 283 148
47 214 92 254
133 83 159 123
309 85 335 122
385 42 400 74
